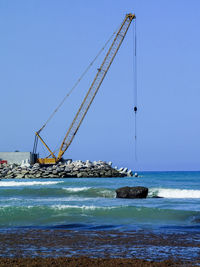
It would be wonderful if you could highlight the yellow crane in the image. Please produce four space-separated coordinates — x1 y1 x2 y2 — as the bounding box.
33 13 136 164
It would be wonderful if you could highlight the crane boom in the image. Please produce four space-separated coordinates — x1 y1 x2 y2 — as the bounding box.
57 13 135 161
35 13 135 164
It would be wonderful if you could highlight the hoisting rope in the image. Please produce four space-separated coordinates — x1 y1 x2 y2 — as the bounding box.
37 27 119 134
133 18 138 161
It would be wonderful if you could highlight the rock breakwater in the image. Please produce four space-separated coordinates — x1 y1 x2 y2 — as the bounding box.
0 160 133 179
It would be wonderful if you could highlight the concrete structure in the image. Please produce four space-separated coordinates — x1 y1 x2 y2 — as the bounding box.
0 152 37 165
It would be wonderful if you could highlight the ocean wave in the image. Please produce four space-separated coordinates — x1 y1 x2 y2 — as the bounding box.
0 181 63 187
0 205 199 227
63 187 115 198
149 188 200 199
0 186 115 198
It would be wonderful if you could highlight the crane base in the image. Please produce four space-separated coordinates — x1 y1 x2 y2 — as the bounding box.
37 158 57 165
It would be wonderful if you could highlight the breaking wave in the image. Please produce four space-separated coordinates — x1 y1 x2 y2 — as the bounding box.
0 186 116 198
63 187 91 192
149 188 200 199
0 181 63 187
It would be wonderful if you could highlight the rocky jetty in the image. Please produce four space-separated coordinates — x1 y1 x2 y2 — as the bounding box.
116 186 148 198
0 160 133 179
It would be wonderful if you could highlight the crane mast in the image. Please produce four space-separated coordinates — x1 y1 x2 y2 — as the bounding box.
35 13 135 164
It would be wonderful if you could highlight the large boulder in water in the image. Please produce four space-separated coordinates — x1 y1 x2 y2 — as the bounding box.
116 186 148 199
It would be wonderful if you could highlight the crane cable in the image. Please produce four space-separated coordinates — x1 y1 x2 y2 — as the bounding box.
133 18 138 161
37 27 119 134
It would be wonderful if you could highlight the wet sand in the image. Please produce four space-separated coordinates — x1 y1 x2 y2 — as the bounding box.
0 228 199 266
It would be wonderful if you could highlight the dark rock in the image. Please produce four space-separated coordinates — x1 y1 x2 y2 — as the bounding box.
116 186 148 199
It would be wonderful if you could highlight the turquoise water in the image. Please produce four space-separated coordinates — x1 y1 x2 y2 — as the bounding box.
0 172 200 230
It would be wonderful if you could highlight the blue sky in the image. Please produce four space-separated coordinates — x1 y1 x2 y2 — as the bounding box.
0 0 200 171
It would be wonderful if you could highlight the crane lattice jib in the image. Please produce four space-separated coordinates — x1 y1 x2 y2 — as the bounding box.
57 14 135 161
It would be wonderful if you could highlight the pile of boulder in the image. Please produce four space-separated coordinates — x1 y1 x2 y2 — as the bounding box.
0 160 133 179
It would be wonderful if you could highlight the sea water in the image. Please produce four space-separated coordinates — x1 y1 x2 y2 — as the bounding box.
0 172 200 229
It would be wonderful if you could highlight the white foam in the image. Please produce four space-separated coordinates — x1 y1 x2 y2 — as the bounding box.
150 188 200 199
51 204 118 210
0 181 63 187
63 187 91 192
28 197 95 202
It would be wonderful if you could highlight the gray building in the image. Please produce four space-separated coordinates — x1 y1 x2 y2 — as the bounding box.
0 152 37 164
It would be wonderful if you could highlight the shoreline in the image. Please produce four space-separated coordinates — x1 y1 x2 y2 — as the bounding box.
0 160 133 179
0 228 199 265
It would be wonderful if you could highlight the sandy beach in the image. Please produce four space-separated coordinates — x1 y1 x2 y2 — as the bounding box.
0 257 191 267
0 228 199 266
